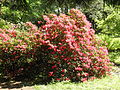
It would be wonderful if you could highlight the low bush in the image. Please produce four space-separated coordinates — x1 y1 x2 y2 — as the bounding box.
96 10 120 36
97 34 120 51
0 18 11 29
0 22 43 77
0 9 112 82
38 9 112 82
109 51 120 64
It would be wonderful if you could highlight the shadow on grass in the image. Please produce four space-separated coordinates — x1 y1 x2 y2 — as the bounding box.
0 62 52 89
113 63 120 67
0 72 51 89
0 77 24 89
0 70 51 89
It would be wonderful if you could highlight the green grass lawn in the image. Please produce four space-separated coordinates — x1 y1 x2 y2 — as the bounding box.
34 51 120 90
34 74 120 90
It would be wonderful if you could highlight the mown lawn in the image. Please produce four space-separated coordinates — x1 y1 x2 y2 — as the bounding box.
34 74 120 90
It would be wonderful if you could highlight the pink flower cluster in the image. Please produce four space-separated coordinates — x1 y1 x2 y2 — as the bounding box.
38 9 112 82
0 22 43 76
0 9 112 82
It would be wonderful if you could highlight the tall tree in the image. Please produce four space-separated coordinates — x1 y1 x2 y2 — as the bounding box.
1 0 30 11
42 0 96 14
104 0 120 6
0 0 6 14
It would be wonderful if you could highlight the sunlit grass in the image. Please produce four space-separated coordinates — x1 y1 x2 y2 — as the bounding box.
34 74 120 90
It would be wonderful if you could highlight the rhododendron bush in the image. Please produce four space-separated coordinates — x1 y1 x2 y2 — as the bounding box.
39 9 111 82
0 9 111 82
0 22 44 77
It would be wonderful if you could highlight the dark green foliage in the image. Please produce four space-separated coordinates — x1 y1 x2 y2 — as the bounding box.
1 0 30 11
104 0 120 6
96 10 120 36
43 0 96 14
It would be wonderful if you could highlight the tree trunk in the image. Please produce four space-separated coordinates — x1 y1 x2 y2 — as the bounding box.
64 0 69 14
0 4 1 15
